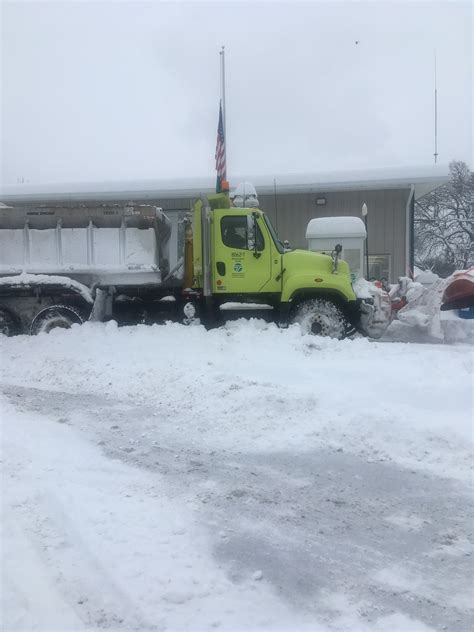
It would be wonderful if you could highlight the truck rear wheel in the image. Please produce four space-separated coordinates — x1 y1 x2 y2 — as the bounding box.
292 298 347 339
30 305 84 335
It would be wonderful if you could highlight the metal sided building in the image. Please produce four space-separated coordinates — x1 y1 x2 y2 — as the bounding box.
0 166 449 282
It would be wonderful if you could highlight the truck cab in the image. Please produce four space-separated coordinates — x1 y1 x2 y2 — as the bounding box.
193 187 361 338
212 207 283 296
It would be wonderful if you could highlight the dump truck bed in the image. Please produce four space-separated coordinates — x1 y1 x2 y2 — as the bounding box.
0 204 180 288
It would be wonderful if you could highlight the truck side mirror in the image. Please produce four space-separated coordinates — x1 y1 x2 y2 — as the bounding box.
247 214 255 251
247 213 261 257
332 243 343 274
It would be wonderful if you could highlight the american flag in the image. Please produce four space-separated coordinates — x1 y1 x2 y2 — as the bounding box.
215 101 226 192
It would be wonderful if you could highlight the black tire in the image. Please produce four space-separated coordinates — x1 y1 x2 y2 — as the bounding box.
292 298 347 339
30 305 84 335
0 307 21 336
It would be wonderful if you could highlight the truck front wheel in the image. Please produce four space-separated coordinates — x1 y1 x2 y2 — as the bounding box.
292 298 347 339
30 305 84 335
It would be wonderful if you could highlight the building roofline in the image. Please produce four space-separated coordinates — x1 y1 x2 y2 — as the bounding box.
0 165 450 204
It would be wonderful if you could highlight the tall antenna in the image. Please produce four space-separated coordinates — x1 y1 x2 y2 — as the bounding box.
434 49 438 164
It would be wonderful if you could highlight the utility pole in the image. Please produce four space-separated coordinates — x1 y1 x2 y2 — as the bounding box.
362 203 369 279
434 49 438 164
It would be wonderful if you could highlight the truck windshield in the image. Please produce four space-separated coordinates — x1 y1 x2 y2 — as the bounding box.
263 214 285 254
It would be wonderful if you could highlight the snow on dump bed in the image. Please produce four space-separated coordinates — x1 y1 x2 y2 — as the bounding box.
1 320 473 632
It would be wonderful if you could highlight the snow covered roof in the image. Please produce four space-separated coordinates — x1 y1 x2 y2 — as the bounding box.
306 216 367 239
0 165 450 204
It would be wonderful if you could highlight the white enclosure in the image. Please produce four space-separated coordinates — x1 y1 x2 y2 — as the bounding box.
306 216 367 281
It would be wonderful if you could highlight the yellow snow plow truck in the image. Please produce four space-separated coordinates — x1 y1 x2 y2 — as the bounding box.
0 183 384 338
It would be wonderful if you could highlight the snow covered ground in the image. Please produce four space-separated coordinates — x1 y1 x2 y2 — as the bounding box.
1 320 473 632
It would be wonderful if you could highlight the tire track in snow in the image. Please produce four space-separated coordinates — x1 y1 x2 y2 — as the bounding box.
3 384 473 631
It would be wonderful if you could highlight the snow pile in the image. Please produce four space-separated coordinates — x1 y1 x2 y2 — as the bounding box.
390 274 474 342
390 277 445 336
413 267 440 286
440 309 474 343
353 278 393 338
1 320 472 482
352 277 376 299
1 320 472 631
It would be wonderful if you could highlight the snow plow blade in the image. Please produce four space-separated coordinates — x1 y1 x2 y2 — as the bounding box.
353 279 393 339
441 268 474 311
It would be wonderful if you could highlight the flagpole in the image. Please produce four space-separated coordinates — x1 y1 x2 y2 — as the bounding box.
219 45 227 177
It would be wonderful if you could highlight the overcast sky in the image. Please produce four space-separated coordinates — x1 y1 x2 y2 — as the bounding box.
1 0 472 187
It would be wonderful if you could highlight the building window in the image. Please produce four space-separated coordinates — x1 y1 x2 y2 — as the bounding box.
368 254 391 283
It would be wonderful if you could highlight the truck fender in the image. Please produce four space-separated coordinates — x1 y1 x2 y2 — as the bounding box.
287 288 354 313
280 289 359 331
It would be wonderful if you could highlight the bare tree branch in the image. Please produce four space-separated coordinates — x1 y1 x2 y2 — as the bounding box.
414 160 473 276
